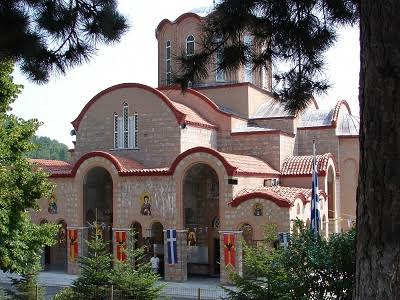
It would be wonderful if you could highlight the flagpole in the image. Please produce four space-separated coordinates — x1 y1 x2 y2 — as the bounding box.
310 139 320 237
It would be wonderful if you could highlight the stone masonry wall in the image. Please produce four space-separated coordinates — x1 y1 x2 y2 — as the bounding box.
116 176 177 230
224 197 290 241
74 87 181 168
180 126 217 152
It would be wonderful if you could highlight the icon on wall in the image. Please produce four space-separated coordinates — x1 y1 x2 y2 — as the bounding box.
253 203 263 216
187 230 197 246
48 191 58 214
140 192 152 216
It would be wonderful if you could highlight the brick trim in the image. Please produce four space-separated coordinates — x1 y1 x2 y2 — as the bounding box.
229 192 291 208
50 147 279 178
71 83 186 131
231 130 295 138
155 12 203 38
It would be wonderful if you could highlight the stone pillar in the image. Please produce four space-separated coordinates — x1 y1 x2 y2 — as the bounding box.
163 229 188 282
112 228 130 262
67 227 88 274
219 230 243 285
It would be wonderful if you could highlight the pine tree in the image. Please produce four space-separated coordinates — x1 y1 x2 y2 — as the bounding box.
9 274 44 300
0 0 128 83
112 229 162 300
70 222 113 299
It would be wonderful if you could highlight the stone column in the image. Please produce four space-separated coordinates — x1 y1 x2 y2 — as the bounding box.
219 230 243 285
163 229 188 282
67 227 88 274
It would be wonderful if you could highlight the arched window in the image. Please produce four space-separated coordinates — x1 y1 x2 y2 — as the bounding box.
244 35 253 83
166 40 172 85
113 113 119 149
215 36 226 82
186 35 195 56
296 203 301 215
123 103 129 148
113 104 139 149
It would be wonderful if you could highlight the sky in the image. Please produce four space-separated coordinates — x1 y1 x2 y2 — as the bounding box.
10 0 360 148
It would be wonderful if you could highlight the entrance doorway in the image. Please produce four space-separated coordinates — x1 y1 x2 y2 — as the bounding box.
183 163 220 277
41 219 67 271
151 222 164 277
83 167 113 251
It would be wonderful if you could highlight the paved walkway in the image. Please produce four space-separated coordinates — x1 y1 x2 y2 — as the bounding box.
0 271 231 299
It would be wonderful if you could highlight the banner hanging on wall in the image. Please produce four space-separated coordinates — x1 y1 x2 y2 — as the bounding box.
115 231 127 261
68 229 78 261
224 233 235 268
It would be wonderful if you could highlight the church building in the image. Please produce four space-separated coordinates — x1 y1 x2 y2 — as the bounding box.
30 12 359 283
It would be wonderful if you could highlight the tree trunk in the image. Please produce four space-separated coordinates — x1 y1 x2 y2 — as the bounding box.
355 1 400 299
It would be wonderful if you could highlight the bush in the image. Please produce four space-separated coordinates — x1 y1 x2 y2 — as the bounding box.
226 221 356 300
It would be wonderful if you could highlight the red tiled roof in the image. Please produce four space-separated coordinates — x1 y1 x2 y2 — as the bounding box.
230 186 291 208
37 147 280 178
170 100 217 129
219 152 280 175
281 153 335 176
30 159 72 175
71 83 217 132
230 185 324 208
111 154 145 171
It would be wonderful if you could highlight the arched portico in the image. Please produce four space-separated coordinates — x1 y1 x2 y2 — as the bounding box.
83 166 113 248
167 150 232 282
183 163 220 277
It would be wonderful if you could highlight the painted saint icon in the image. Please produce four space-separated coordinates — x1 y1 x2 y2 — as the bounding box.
187 230 197 246
253 203 263 216
140 193 152 216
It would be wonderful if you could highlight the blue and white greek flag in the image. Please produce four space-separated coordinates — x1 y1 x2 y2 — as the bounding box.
310 140 320 236
166 229 178 264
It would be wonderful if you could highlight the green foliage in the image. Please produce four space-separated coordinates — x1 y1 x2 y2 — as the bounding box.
28 136 70 161
52 287 75 300
58 226 162 300
0 288 9 300
0 60 22 113
70 224 113 299
9 274 44 300
112 230 162 300
176 0 359 114
226 221 356 300
0 60 58 274
0 0 129 83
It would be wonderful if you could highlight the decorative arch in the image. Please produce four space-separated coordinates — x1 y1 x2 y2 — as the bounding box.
73 155 119 227
229 192 291 208
71 83 185 131
331 100 352 126
155 12 202 38
170 147 236 176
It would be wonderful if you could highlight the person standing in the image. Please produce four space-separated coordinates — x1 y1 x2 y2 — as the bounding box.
150 253 160 274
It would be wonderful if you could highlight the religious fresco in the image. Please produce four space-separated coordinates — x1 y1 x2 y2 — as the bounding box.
48 191 58 214
253 203 263 216
187 230 197 246
140 192 152 216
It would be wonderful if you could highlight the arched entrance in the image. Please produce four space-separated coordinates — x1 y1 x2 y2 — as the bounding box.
83 167 113 251
151 222 164 277
183 163 220 277
41 219 67 271
131 222 144 250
